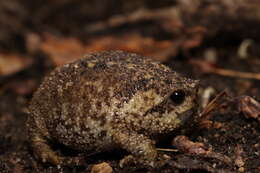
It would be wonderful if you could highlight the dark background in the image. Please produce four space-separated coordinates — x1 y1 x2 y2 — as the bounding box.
0 0 259 172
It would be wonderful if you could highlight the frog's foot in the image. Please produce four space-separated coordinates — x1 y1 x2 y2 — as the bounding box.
119 155 135 168
31 135 85 166
156 153 172 167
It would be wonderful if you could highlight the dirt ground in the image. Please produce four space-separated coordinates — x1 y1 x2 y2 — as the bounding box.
0 1 259 173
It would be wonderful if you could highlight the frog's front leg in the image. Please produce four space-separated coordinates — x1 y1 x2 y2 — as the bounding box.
111 129 166 168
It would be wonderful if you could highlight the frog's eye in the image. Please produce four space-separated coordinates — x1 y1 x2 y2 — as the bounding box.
170 90 186 105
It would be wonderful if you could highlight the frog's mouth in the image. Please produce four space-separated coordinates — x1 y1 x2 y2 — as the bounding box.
176 107 196 125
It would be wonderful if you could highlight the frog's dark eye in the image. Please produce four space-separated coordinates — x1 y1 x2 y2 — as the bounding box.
170 90 186 105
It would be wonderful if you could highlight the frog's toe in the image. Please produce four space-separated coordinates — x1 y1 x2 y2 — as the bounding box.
40 149 61 165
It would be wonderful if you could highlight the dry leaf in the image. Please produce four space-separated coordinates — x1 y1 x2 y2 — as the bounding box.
40 34 87 66
0 53 32 76
40 33 174 66
238 96 260 121
172 135 231 164
172 135 210 155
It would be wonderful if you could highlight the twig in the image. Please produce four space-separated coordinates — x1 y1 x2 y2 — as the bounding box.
191 60 260 80
156 148 178 152
85 7 179 33
199 90 228 120
213 68 260 80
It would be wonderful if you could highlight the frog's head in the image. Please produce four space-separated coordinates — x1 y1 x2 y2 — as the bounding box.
117 67 199 136
140 77 199 135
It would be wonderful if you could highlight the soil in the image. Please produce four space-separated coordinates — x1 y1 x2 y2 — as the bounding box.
0 1 259 173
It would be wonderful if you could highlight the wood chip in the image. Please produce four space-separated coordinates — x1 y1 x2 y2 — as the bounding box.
91 162 113 173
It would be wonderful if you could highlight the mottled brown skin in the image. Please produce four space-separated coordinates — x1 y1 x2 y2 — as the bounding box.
27 51 199 168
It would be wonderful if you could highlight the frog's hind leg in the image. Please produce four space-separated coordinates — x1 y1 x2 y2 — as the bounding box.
30 133 61 165
27 114 86 166
30 133 86 166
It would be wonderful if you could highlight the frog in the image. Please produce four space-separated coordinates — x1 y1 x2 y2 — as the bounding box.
27 50 199 169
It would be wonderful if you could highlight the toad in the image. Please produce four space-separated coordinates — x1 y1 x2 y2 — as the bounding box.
27 50 199 168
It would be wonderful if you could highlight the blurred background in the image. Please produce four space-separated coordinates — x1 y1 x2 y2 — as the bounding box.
0 0 259 172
